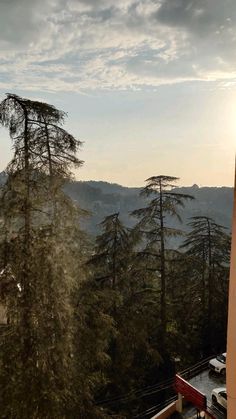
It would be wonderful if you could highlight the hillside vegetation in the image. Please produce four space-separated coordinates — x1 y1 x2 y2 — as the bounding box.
65 180 233 235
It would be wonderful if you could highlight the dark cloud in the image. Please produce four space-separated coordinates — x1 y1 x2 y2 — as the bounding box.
0 0 52 46
155 0 236 37
74 0 104 4
83 6 117 22
156 0 210 32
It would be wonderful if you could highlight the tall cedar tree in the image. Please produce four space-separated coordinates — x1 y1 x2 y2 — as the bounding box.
131 176 194 344
87 213 130 289
88 214 163 418
0 94 83 418
181 216 230 353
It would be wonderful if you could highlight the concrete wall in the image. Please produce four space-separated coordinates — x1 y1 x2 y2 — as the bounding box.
151 401 177 419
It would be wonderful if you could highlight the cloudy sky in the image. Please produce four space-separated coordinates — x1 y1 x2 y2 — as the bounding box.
0 0 235 186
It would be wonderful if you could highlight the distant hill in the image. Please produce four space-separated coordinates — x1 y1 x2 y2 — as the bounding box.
0 172 233 237
86 181 140 196
65 180 144 235
65 181 233 237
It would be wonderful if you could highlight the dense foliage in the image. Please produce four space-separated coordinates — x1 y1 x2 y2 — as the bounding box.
0 95 230 418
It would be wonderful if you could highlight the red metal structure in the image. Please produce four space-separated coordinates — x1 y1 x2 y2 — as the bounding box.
175 374 207 411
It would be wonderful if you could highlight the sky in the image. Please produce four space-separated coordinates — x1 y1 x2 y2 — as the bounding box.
0 0 235 187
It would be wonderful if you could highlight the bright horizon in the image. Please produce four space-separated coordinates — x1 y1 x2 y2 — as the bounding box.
0 1 236 188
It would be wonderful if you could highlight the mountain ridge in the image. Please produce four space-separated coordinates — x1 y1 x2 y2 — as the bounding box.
0 172 233 235
65 180 233 235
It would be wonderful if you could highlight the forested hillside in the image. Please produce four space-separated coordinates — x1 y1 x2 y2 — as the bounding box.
65 180 233 235
1 173 232 235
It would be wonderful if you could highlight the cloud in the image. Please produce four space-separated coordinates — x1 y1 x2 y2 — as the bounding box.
155 0 213 32
0 0 54 47
155 0 235 34
0 0 236 92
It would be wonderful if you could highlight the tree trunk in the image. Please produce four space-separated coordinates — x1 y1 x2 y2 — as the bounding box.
207 219 213 351
159 181 166 343
22 105 33 371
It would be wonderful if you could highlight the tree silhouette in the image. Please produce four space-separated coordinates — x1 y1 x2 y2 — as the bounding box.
181 215 230 352
0 93 83 418
132 175 194 343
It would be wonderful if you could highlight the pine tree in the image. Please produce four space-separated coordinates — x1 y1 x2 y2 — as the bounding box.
0 93 83 418
87 213 163 417
87 213 130 289
181 216 230 353
131 175 194 345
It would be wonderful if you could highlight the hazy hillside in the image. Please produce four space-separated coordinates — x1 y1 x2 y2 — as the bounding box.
65 180 144 235
65 181 233 236
1 172 232 236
